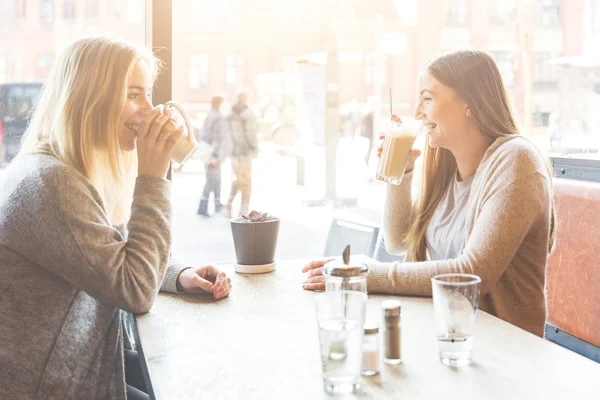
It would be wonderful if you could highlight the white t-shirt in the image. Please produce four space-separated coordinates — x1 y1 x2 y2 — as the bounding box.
426 174 473 260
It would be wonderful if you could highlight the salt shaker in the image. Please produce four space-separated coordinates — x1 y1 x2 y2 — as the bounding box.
323 245 368 293
381 300 402 364
361 323 381 376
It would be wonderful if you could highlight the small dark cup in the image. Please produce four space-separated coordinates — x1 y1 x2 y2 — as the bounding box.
230 218 280 265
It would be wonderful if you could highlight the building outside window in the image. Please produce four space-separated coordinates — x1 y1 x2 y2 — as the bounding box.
533 52 560 90
490 51 516 87
443 0 469 26
225 54 245 88
364 53 388 91
393 0 418 26
40 0 54 27
16 0 26 17
108 0 123 19
85 1 100 20
36 53 54 79
63 0 76 20
490 0 516 26
189 54 210 89
537 0 560 28
0 56 6 84
127 0 143 24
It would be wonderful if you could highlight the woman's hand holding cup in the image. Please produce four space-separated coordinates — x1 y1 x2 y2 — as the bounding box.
137 105 184 178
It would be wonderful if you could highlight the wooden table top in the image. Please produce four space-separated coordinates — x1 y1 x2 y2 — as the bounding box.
135 257 600 399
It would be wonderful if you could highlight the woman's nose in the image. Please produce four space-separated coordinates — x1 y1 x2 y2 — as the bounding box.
138 98 154 116
414 102 424 120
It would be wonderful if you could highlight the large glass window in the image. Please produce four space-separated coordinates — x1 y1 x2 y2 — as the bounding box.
364 53 388 91
16 0 27 18
443 0 469 26
108 0 123 19
40 0 54 27
0 56 6 84
225 54 245 88
189 54 210 89
63 0 76 20
85 1 100 20
2 0 146 165
4 0 596 270
165 0 600 265
537 0 560 28
36 53 54 80
490 0 517 26
533 52 560 90
490 51 516 88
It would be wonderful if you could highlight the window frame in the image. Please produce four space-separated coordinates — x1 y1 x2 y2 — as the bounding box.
551 156 600 182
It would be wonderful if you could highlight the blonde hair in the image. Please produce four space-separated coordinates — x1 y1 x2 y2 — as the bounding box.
20 37 161 226
405 49 555 261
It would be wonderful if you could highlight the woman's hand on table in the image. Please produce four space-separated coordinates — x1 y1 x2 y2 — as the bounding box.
301 258 334 291
177 266 232 300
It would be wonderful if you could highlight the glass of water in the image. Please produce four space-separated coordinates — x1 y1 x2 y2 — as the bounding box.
431 273 481 367
315 290 367 394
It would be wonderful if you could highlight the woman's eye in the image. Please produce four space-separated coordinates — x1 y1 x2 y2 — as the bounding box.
128 93 139 99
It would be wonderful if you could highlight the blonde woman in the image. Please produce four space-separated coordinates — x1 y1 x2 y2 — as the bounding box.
0 37 231 399
302 49 555 337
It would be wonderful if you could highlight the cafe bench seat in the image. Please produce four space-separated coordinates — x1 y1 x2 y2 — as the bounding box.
545 177 600 362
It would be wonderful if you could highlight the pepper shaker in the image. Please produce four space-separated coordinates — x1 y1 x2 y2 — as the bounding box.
381 300 402 364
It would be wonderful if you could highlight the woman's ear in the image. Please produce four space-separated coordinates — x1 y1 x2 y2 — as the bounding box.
465 106 472 117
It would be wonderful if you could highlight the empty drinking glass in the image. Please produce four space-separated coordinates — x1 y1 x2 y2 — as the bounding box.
431 273 481 367
315 291 367 394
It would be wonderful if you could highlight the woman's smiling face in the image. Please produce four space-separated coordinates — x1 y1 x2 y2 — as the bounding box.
118 60 154 151
413 71 471 151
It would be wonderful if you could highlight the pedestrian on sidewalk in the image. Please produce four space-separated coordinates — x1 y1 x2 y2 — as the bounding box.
197 95 227 216
222 90 258 217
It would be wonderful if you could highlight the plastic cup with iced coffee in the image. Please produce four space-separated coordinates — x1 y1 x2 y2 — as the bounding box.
376 119 423 185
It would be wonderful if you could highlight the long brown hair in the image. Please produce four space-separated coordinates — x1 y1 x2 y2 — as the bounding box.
405 49 555 261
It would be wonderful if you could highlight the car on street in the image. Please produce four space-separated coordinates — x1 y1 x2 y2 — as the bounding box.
0 82 43 163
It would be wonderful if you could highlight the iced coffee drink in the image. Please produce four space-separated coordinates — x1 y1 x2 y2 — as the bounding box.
376 120 421 185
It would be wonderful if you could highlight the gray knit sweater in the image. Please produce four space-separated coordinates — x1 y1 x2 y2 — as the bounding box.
0 153 188 399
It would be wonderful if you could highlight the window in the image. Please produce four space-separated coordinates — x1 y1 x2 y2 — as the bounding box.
225 54 245 88
538 0 560 28
490 0 516 26
533 52 560 89
85 1 100 20
36 53 54 79
443 0 469 26
188 54 210 89
0 56 6 84
392 0 418 26
40 0 54 26
16 0 26 17
127 0 143 24
108 0 122 19
490 51 516 88
190 0 241 32
364 53 388 90
63 0 76 20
